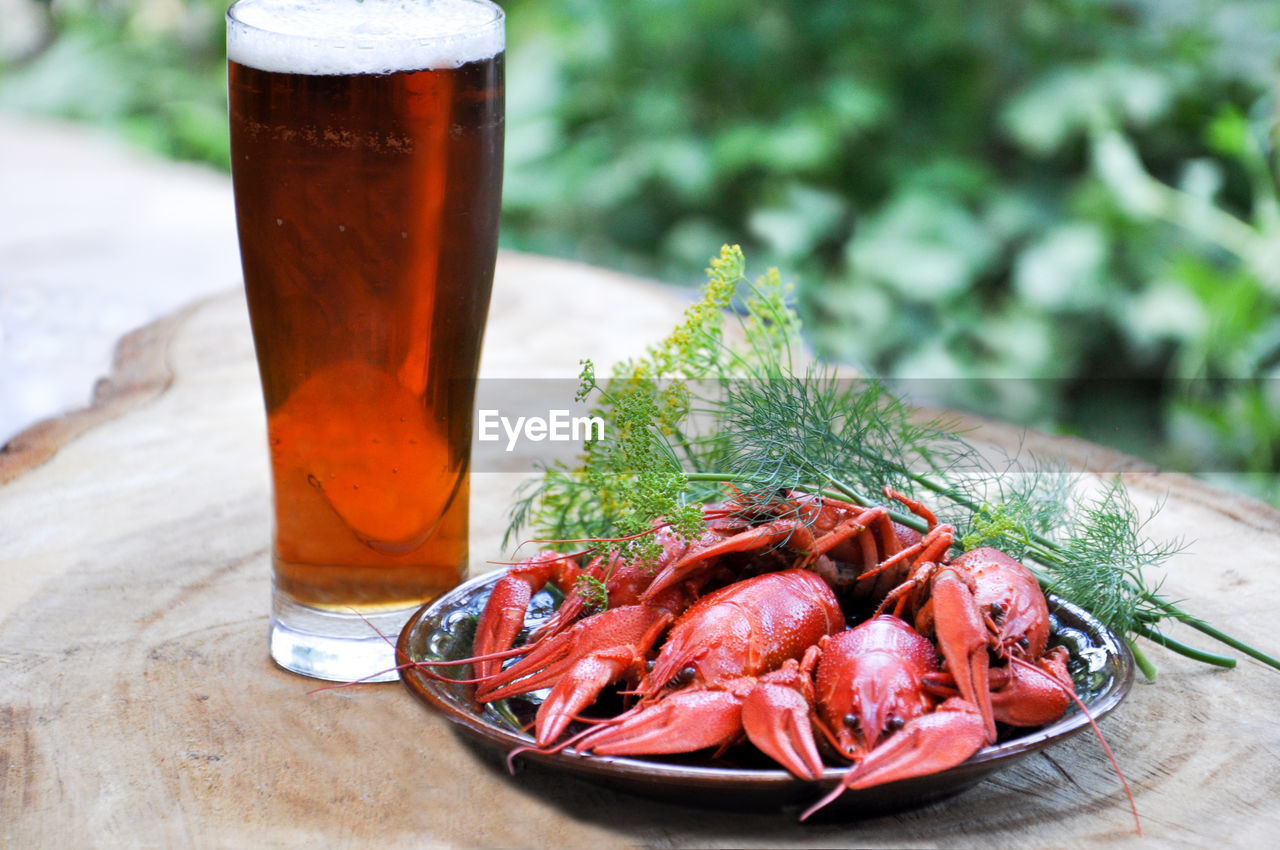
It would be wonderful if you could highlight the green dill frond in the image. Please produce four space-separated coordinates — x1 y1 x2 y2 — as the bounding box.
503 464 608 550
1038 478 1182 639
573 575 609 614
495 245 1280 677
508 245 763 562
956 464 1073 558
720 368 982 513
502 474 541 552
575 359 596 403
960 500 1038 556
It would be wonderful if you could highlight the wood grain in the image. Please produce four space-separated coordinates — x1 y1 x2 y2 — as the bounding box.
3 254 1280 848
0 300 201 486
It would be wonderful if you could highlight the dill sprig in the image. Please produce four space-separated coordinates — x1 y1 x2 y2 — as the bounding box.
505 245 1280 679
1034 481 1176 641
506 248 747 561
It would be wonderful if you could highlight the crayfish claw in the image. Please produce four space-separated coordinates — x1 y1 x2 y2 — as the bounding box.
473 552 582 679
741 679 824 781
533 646 646 748
800 697 986 821
577 686 750 757
928 565 998 743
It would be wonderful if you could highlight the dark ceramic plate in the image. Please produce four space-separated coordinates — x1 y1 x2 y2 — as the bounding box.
398 570 1133 816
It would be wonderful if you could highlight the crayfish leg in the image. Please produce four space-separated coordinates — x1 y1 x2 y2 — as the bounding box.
477 604 671 702
641 519 806 603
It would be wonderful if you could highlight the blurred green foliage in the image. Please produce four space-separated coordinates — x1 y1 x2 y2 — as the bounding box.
2 0 1277 502
0 0 230 167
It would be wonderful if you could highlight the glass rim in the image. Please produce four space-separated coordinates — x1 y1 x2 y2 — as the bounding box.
226 0 505 44
226 0 504 75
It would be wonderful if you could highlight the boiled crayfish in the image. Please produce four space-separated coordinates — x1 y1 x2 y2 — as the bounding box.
429 489 1122 822
573 569 845 760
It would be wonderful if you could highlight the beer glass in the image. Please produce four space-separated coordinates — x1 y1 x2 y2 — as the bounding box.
226 0 504 681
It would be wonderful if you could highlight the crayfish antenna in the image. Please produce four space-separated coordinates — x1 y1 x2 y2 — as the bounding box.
305 663 411 693
799 774 855 822
505 711 631 774
304 659 502 692
305 609 420 693
884 486 938 529
305 608 512 693
1007 655 1141 836
409 644 534 668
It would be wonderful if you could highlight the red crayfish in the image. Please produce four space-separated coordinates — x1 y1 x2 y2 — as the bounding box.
419 488 1134 825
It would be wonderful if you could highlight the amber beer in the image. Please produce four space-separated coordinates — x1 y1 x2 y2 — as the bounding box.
227 0 504 681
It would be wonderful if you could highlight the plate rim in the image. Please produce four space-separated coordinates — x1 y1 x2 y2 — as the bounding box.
397 567 1134 791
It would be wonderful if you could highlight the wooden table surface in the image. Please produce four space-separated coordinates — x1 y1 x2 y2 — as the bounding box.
3 118 1280 849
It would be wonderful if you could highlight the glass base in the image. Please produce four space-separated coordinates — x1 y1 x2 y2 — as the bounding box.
269 590 420 683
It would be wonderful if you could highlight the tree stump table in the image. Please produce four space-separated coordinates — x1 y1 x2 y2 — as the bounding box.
3 118 1279 848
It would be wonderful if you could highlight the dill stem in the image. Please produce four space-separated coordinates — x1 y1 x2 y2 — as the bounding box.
904 465 1280 671
683 472 734 486
1156 602 1280 672
1134 623 1237 669
672 473 1280 674
1025 528 1280 671
666 427 705 473
1128 641 1158 682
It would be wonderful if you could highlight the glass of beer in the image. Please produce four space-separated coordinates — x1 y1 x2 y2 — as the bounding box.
226 0 504 682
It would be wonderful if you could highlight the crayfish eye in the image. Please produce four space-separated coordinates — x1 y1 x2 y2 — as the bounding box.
673 666 697 685
843 713 858 729
886 715 905 731
988 602 1004 621
644 659 656 674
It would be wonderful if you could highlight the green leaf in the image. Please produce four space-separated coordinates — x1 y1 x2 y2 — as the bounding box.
747 184 848 260
1013 223 1107 310
846 191 997 301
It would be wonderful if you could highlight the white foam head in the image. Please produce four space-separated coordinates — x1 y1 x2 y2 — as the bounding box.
227 0 504 75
